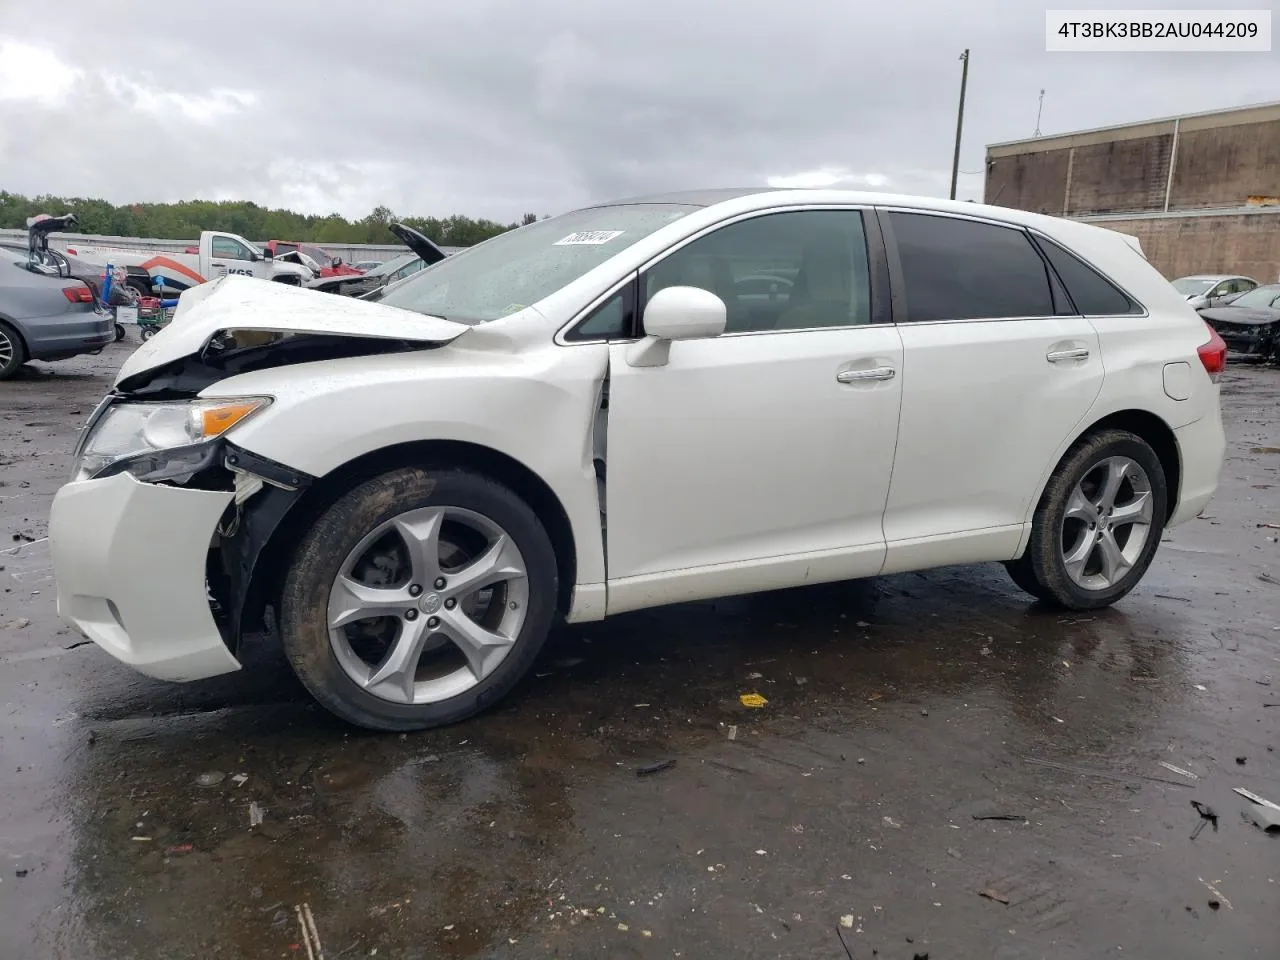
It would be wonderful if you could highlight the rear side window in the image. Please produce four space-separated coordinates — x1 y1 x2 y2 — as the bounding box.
887 212 1053 322
1033 235 1142 316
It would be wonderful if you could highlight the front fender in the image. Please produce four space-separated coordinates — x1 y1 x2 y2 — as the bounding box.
200 340 611 587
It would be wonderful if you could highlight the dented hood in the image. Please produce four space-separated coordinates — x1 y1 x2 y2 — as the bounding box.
115 274 468 385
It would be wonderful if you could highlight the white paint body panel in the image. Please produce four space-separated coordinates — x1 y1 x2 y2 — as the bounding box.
604 326 903 612
49 472 240 680
884 316 1102 550
48 188 1228 685
206 330 612 618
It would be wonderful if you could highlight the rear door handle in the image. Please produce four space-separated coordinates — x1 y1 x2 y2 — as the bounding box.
837 366 896 383
1046 347 1090 363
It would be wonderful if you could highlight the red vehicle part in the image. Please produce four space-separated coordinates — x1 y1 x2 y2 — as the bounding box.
261 240 363 277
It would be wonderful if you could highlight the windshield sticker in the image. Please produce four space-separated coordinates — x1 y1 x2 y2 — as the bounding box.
500 303 526 316
554 230 624 246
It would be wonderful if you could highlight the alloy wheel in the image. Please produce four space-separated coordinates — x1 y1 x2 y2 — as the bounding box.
1060 455 1154 591
326 506 530 705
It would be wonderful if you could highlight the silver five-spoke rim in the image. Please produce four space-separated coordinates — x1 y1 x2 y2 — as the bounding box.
327 506 529 705
0 329 13 367
1060 455 1154 591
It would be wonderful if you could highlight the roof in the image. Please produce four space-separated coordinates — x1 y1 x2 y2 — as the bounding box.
584 187 778 208
987 99 1280 156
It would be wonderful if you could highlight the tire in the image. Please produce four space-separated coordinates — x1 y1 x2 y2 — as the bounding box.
0 321 28 380
125 279 151 299
280 466 558 731
140 327 156 341
1005 429 1167 610
114 323 126 342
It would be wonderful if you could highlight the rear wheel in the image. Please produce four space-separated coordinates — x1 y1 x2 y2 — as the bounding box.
1005 429 1167 610
0 321 28 380
280 467 558 731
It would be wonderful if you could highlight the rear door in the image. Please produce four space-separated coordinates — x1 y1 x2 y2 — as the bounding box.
877 209 1104 572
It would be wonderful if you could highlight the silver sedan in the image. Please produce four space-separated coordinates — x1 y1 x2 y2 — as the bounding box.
1 248 115 380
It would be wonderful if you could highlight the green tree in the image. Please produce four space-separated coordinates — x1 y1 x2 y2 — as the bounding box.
0 190 529 248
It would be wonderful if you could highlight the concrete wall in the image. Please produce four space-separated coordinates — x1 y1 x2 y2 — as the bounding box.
1086 211 1280 283
984 102 1280 278
986 102 1280 217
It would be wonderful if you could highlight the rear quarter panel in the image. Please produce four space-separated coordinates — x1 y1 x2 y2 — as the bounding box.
1019 219 1223 533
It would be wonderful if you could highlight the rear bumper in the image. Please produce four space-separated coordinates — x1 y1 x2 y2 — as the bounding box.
1169 412 1226 527
50 472 240 681
28 311 115 360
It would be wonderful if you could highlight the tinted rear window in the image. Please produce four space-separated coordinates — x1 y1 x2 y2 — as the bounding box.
888 213 1054 322
1033 235 1142 316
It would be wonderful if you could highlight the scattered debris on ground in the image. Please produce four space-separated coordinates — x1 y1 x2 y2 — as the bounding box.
739 693 768 708
1190 801 1218 840
249 802 265 827
1158 761 1199 781
979 884 1010 904
635 759 676 777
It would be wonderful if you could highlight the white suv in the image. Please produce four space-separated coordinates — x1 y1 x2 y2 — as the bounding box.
49 189 1227 731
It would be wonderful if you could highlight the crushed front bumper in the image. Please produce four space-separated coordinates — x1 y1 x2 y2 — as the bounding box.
49 471 241 681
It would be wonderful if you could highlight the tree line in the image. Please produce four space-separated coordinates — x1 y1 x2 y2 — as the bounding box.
0 191 549 247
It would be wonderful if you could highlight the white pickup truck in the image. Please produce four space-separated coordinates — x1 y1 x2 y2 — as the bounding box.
64 230 311 297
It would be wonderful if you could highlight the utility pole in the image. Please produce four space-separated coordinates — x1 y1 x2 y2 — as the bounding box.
949 49 970 201
1034 89 1045 137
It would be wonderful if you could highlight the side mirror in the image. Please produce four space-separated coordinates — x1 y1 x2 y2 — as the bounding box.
260 248 272 260
626 285 727 368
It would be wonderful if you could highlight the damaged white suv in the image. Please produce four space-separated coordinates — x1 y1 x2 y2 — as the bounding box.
50 189 1227 731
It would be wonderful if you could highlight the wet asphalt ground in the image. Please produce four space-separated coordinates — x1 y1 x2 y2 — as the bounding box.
1 341 1277 960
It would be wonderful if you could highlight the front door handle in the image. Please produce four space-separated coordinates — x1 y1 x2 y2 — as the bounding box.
837 366 896 383
1047 347 1090 363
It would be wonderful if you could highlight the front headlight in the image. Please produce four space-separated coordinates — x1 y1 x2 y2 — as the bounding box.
71 397 271 483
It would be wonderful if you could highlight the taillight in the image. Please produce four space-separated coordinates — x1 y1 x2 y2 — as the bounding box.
61 285 94 304
1197 322 1227 379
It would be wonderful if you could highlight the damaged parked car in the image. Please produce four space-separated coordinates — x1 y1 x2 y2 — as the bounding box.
50 189 1226 731
307 223 447 298
1198 282 1280 362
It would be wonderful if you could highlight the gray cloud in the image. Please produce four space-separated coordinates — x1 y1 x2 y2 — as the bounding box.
1 0 1276 221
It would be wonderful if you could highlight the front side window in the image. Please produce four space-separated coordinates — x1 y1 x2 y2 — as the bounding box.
1225 284 1280 308
211 236 254 261
1032 235 1142 316
379 203 697 324
642 209 872 333
889 212 1054 322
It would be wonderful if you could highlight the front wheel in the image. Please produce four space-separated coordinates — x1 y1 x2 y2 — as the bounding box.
1005 429 1167 610
280 467 558 731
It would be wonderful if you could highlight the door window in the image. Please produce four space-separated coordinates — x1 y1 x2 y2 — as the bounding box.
1032 234 1142 316
642 210 872 333
888 212 1054 322
211 236 255 261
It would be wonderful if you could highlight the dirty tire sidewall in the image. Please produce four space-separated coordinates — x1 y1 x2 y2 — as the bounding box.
281 467 558 731
0 321 27 380
1024 429 1168 611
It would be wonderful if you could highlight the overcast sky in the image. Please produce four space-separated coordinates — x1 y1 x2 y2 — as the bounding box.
0 0 1276 222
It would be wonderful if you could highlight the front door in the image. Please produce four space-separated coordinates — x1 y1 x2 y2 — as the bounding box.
876 209 1105 572
209 234 266 280
603 208 905 614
